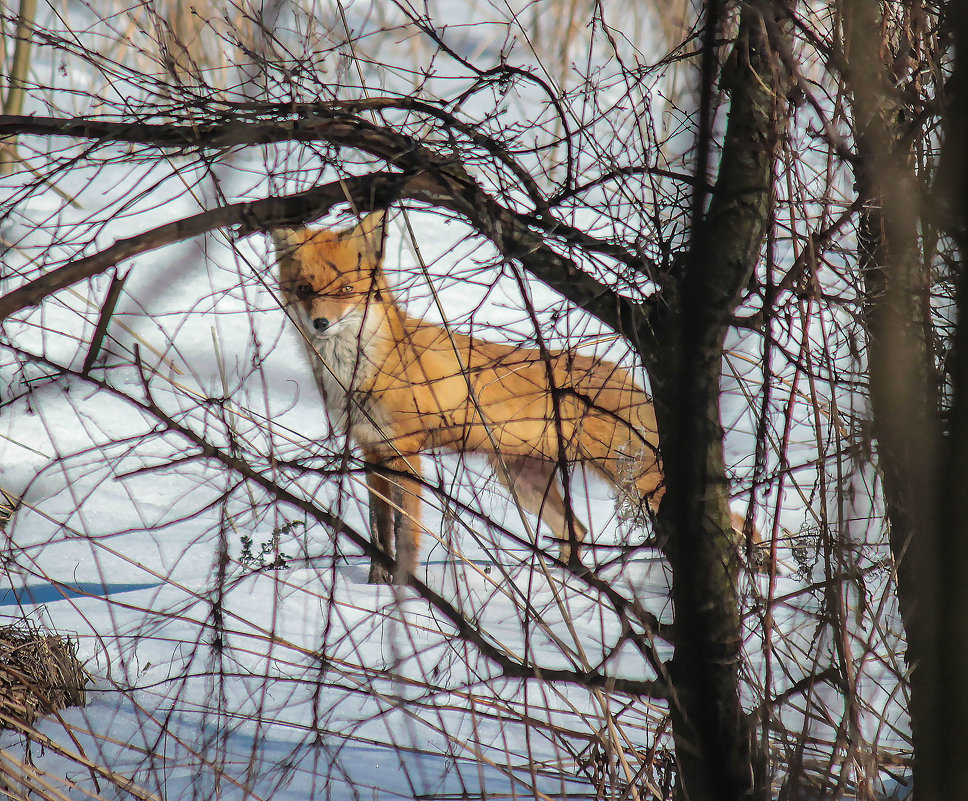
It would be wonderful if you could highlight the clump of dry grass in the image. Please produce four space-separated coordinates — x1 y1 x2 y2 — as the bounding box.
0 623 87 728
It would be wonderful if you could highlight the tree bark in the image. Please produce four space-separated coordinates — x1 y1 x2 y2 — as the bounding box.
644 5 790 800
935 3 968 797
1 0 37 175
842 1 943 797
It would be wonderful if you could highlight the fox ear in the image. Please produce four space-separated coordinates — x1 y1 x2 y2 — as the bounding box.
344 210 387 268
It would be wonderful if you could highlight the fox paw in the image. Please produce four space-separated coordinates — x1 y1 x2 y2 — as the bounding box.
367 563 394 585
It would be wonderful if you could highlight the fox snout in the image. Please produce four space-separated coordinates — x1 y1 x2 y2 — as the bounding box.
312 317 330 332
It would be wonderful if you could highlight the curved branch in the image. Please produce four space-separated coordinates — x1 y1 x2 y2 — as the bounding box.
0 113 658 356
0 171 409 320
0 112 644 273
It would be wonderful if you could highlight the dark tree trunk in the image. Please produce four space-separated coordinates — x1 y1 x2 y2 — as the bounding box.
643 5 791 799
935 3 968 797
843 0 944 797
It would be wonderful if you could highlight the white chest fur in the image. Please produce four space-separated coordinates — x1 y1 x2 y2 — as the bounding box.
295 310 389 445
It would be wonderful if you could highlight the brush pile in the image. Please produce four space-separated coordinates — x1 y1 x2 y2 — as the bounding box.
0 623 87 729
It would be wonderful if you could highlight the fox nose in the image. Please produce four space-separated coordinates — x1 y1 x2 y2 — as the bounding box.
313 317 330 332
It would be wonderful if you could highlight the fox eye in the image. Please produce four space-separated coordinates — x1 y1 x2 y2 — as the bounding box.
339 284 355 294
294 282 314 300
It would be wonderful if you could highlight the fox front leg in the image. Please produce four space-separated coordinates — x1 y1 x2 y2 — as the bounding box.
365 466 395 585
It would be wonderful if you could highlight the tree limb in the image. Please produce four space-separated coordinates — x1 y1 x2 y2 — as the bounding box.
0 172 408 320
0 112 657 356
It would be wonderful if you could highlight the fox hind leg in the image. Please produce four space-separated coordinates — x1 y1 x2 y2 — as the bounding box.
490 455 588 563
390 454 422 581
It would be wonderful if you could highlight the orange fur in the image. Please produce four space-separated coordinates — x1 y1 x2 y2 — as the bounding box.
274 212 664 582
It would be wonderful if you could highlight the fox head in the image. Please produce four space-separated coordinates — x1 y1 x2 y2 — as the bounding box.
272 211 388 336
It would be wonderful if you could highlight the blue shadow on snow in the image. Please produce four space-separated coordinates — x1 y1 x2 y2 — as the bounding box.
0 582 161 606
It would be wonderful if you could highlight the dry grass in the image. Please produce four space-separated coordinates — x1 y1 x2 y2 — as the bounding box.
0 623 87 729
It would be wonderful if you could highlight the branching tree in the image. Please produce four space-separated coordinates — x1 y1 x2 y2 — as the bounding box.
0 0 960 799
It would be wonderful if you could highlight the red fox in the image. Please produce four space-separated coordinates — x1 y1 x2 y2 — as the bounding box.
273 212 667 583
